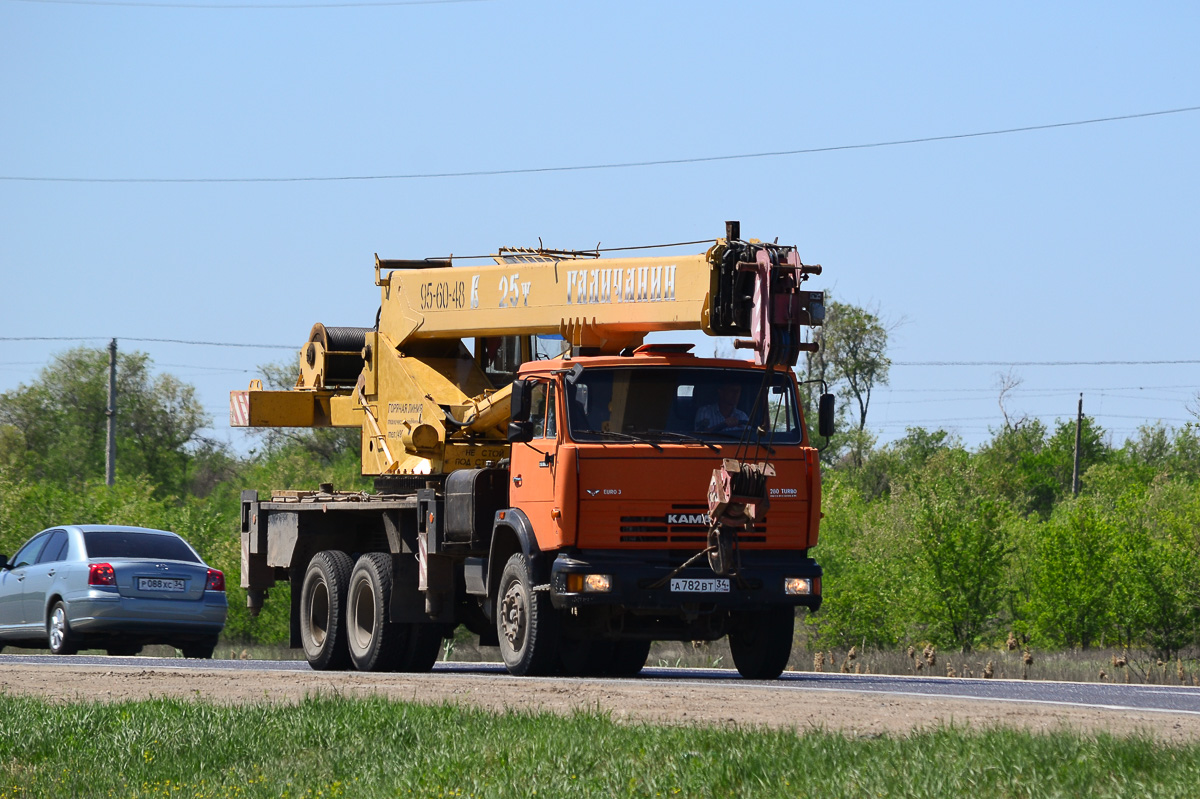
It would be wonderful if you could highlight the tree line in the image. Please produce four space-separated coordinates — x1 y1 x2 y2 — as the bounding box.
1 330 1198 657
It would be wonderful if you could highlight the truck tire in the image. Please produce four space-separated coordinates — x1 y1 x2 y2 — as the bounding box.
496 552 559 676
300 550 354 671
346 553 405 672
559 638 614 677
606 639 652 677
394 623 442 673
728 607 794 680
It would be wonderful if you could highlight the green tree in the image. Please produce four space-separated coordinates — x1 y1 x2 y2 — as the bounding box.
802 473 921 649
0 347 208 495
898 450 1013 652
1104 477 1200 657
976 416 1110 518
804 300 891 467
1025 497 1115 649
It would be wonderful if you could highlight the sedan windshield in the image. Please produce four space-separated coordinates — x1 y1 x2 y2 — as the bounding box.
83 531 200 563
565 366 803 444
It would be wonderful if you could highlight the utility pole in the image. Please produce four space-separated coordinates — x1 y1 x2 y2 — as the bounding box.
106 338 117 487
1072 392 1083 496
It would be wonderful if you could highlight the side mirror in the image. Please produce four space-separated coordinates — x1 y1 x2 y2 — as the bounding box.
818 393 835 438
508 421 535 443
510 379 533 422
0 554 8 571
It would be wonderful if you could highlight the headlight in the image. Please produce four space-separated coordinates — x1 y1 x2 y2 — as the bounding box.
566 573 613 593
584 574 612 593
784 577 812 595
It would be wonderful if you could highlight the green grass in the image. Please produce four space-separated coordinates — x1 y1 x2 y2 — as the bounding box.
1 694 1199 798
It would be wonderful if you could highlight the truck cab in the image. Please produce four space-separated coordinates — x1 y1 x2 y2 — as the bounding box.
490 345 823 677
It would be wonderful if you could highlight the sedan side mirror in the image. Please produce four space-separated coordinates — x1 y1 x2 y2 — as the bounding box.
818 393 835 438
0 554 8 571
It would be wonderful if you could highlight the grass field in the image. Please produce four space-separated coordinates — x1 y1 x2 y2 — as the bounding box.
1 693 1199 798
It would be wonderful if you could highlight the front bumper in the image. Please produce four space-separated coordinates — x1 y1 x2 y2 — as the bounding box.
549 549 822 612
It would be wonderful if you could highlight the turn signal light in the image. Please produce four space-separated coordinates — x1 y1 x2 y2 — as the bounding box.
205 569 226 592
88 563 116 587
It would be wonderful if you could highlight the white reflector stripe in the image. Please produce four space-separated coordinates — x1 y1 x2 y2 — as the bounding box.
230 391 250 427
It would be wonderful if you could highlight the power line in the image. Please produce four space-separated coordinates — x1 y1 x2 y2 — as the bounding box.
5 336 1200 364
881 384 1197 393
0 336 294 349
3 105 1197 184
875 413 1195 425
892 359 1200 367
5 0 482 7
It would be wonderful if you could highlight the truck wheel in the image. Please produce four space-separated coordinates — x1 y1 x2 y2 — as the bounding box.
606 639 652 677
496 552 559 676
300 550 354 671
394 623 442 673
47 601 78 656
728 607 794 680
559 638 614 677
347 553 405 672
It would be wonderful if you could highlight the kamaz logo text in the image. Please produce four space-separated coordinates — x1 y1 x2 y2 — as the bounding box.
667 513 708 525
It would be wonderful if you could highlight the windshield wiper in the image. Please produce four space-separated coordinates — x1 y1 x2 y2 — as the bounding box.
637 429 720 452
573 428 663 451
701 429 776 454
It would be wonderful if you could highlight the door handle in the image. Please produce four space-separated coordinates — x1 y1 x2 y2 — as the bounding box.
47 569 56 577
512 475 522 487
16 574 24 582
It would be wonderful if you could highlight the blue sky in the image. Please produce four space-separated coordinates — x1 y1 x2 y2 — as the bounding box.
2 0 1198 454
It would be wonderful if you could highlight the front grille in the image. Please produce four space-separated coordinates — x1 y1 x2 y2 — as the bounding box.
618 508 768 544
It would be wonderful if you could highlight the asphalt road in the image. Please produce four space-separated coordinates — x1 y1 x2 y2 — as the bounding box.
4 653 1198 717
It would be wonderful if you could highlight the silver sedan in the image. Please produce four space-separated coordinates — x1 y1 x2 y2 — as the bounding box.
0 525 227 658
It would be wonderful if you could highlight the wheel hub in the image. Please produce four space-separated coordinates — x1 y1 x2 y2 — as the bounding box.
49 607 66 650
500 583 527 648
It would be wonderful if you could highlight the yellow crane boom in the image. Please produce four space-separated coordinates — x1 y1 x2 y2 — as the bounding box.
231 222 824 477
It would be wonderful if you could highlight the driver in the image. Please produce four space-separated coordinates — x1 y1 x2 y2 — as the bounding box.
694 383 749 432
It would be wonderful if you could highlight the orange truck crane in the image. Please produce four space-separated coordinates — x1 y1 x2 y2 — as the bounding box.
231 221 833 679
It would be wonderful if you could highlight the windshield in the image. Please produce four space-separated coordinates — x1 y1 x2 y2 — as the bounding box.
565 366 803 444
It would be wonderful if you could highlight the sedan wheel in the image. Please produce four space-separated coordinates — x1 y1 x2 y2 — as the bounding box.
47 601 78 656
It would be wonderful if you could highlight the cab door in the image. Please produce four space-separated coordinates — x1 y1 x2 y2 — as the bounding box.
509 379 566 550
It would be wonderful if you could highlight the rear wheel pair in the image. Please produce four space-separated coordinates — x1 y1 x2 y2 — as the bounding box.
300 550 441 672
